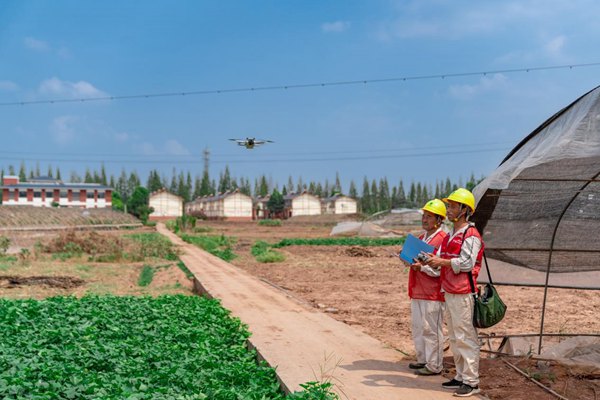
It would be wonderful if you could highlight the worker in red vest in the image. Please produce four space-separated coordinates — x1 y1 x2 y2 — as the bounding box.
425 188 483 397
406 199 448 376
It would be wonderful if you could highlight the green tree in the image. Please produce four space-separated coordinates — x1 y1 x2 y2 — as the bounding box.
111 191 124 212
361 177 371 214
18 161 27 182
370 179 378 213
100 164 107 186
267 189 285 217
348 180 357 199
84 168 94 183
47 164 54 178
147 170 163 193
127 186 153 223
334 172 342 195
258 175 269 197
55 167 61 180
378 177 390 211
218 166 232 193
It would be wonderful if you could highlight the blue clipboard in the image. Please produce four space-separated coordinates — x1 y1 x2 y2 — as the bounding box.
400 234 435 264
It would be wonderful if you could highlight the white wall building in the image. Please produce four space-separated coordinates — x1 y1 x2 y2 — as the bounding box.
186 190 253 220
323 194 358 215
148 189 183 220
1 176 113 209
284 192 322 217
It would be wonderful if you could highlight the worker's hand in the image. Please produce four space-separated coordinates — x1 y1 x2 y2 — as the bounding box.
410 261 422 271
424 253 443 268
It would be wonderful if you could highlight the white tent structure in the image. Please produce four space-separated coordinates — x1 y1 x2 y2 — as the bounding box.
149 189 183 220
472 84 600 352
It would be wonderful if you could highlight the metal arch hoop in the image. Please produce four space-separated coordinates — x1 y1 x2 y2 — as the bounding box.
538 168 600 353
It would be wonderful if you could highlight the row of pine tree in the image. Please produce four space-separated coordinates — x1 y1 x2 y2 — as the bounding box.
1 162 482 215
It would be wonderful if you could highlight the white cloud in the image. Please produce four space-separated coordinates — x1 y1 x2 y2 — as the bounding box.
448 74 508 100
321 21 351 33
51 115 78 145
0 80 19 91
39 77 108 99
114 132 130 142
24 37 50 52
376 1 593 40
543 35 566 57
165 139 190 155
138 142 158 156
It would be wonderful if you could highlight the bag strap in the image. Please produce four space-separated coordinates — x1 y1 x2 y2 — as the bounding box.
459 225 482 298
483 251 493 285
467 271 478 297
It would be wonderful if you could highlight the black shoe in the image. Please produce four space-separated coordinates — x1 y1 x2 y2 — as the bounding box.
441 378 463 389
453 384 481 397
408 362 426 369
414 367 441 376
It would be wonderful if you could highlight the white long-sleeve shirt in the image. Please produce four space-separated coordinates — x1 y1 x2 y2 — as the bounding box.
447 223 482 274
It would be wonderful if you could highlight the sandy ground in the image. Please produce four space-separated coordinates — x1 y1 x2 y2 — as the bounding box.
214 219 600 400
1 220 598 399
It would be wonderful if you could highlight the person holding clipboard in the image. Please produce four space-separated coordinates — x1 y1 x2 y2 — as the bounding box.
423 188 483 397
402 199 447 377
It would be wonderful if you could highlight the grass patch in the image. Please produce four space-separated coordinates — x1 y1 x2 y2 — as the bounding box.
176 260 194 279
124 232 179 261
258 219 282 226
0 255 17 263
273 236 406 247
76 264 92 272
137 265 155 287
180 234 237 262
251 241 286 263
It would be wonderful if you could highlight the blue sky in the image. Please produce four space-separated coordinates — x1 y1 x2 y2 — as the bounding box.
1 0 599 192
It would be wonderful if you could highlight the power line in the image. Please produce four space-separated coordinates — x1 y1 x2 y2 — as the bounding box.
0 146 510 165
0 140 515 159
1 62 599 107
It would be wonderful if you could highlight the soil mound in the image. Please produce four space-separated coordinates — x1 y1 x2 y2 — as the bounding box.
0 275 84 289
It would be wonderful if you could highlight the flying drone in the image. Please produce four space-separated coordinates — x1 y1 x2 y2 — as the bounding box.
229 137 274 149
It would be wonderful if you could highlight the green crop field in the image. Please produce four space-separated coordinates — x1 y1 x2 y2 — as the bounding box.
0 295 336 399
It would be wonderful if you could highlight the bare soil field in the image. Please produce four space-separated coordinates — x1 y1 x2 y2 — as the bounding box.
0 227 194 300
208 218 600 400
1 218 598 399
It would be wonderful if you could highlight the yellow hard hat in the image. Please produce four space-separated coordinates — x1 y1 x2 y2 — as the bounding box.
443 188 475 212
421 198 447 218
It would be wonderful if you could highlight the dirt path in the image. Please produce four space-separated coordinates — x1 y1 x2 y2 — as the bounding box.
158 224 460 400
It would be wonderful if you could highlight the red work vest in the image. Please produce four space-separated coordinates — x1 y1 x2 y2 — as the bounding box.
440 225 484 294
408 230 447 301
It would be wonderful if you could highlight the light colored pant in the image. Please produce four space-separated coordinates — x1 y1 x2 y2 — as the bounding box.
411 299 445 373
444 292 480 386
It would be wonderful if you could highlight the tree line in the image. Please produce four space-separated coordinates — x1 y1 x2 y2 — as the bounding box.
0 162 483 215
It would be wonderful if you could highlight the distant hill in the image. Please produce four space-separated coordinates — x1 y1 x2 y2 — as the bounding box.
0 206 142 229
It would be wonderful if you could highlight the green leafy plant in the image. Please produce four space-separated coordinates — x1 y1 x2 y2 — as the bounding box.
259 219 283 226
125 233 179 261
0 295 337 399
176 260 194 279
137 265 155 286
252 241 286 263
180 234 237 262
0 236 10 255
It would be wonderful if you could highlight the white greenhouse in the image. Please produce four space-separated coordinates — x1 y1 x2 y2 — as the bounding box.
187 190 253 220
148 189 183 220
322 194 358 215
284 192 322 217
